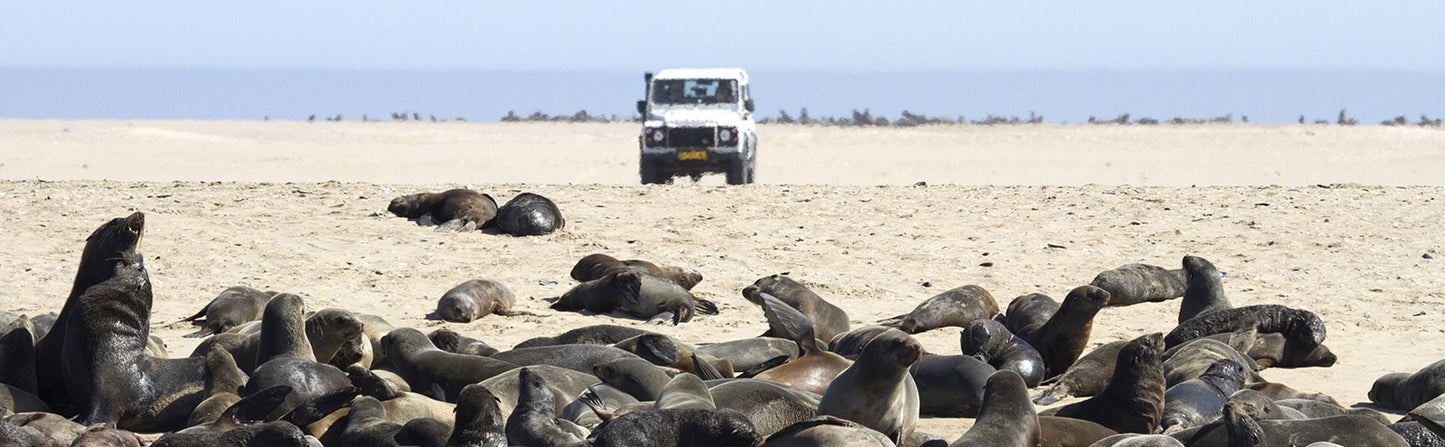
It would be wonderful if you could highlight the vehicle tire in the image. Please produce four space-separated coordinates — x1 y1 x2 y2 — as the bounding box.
640 159 668 184
725 159 748 185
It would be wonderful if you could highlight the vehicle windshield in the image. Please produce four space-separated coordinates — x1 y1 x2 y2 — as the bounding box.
651 79 738 106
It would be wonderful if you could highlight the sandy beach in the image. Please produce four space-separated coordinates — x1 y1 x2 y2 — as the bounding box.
1 120 1442 438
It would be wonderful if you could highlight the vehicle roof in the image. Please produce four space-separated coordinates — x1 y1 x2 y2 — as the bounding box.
653 68 748 83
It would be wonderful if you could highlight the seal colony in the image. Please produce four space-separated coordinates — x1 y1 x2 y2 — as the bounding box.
0 181 1438 447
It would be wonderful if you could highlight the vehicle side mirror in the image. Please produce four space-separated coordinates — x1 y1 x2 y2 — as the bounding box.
744 99 755 112
637 100 647 115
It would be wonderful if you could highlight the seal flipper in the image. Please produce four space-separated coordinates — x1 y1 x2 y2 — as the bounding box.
632 334 679 366
347 365 401 401
578 384 616 422
694 298 718 315
180 302 212 323
759 292 821 355
692 353 724 381
738 355 791 379
287 386 358 427
217 385 292 428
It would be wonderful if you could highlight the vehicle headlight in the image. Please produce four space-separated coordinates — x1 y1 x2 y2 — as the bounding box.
646 128 666 146
652 129 665 141
719 128 732 142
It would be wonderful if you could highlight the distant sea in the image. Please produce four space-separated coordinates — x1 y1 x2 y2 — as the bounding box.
1 68 1441 124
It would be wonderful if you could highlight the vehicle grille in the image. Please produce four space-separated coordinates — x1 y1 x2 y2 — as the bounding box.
668 127 715 148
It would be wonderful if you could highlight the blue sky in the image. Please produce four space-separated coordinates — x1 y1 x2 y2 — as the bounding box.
4 2 1442 72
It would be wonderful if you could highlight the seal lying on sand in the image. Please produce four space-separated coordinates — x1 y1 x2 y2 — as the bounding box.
569 253 703 291
179 286 274 337
495 192 565 236
742 274 850 344
877 285 999 334
1371 358 1445 411
1165 305 1326 349
388 188 499 229
435 279 522 323
552 271 716 324
1090 263 1186 307
960 319 1045 388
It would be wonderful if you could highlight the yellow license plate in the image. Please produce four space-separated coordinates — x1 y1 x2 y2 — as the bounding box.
677 151 707 161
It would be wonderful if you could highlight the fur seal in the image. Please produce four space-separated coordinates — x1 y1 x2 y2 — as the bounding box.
1237 332 1337 369
446 384 508 447
654 373 715 410
762 415 897 446
1090 434 1185 446
1276 398 1390 424
2 411 87 446
0 323 39 399
244 357 349 422
817 327 922 445
427 328 499 357
1161 338 1263 388
346 365 456 428
1043 333 1166 435
552 271 715 324
187 349 247 427
1177 256 1231 323
877 285 999 334
1372 358 1445 411
590 408 761 447
569 253 703 290
495 192 565 236
381 328 520 401
505 368 588 447
752 293 854 396
1160 359 1248 433
593 358 672 401
338 396 404 447
912 354 994 417
388 188 499 229
512 324 655 349
742 274 851 343
1169 399 1410 447
959 319 1045 388
1009 286 1111 377
157 385 309 447
1387 422 1445 447
828 326 893 360
253 294 316 366
1164 304 1326 350
695 337 798 372
395 417 449 447
489 344 644 375
1038 416 1119 447
1090 264 1186 307
1034 340 1127 405
435 279 520 323
947 370 1039 447
1226 390 1307 420
68 425 144 447
708 378 821 438
191 301 364 374
610 334 734 377
480 365 598 420
180 286 273 337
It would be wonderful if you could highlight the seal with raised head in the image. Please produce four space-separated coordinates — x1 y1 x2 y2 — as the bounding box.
817 327 922 445
752 293 854 396
435 278 520 323
495 192 565 236
827 325 893 360
1042 332 1166 435
1160 359 1248 433
877 285 1000 334
1177 255 1232 323
569 253 703 290
1090 263 1187 307
947 370 1039 447
388 188 499 229
505 368 588 447
590 407 761 447
959 319 1045 388
1164 304 1326 350
1371 358 1445 411
381 328 521 401
179 286 273 337
446 384 508 447
1009 285 1111 377
742 274 851 344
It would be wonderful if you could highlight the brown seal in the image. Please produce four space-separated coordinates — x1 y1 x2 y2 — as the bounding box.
762 415 896 446
1170 398 1410 447
816 328 922 445
179 286 273 337
877 285 999 334
381 328 521 401
1178 255 1231 323
1034 340 1127 405
1164 304 1326 350
552 271 714 324
1159 359 1249 433
959 319 1046 388
1038 416 1119 447
0 322 39 400
1090 263 1187 307
504 368 589 447
1371 358 1445 411
569 253 703 290
1161 338 1263 388
435 278 520 323
446 384 508 447
947 370 1040 446
428 328 499 356
388 188 499 229
742 274 851 344
1042 332 1166 435
707 379 821 437
512 324 656 349
589 408 761 447
752 293 854 396
1008 285 1111 377
495 192 566 236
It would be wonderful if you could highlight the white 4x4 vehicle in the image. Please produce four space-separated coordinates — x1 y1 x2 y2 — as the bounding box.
636 68 756 184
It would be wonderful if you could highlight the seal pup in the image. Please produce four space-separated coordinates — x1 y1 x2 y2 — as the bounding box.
1177 255 1231 323
435 279 522 323
817 328 922 445
742 274 851 343
752 293 854 396
1009 286 1111 377
180 286 273 337
589 408 761 447
187 349 247 427
611 333 735 377
1164 304 1326 349
1159 359 1248 433
1226 390 1307 420
338 396 404 447
761 415 897 446
381 328 520 401
593 358 672 401
68 424 144 447
2 410 87 446
1043 333 1166 435
828 326 894 360
947 370 1039 447
388 188 499 229
1034 340 1128 405
1090 263 1186 307
1372 358 1445 411
959 319 1045 387
495 192 565 236
446 384 507 447
480 365 598 420
505 368 588 447
427 328 499 357
1238 332 1337 369
877 285 999 334
569 253 703 290
395 418 450 447
347 365 456 427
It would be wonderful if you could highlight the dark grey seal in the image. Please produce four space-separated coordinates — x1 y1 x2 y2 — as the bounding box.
959 319 1045 388
1090 263 1186 307
877 285 999 334
180 286 273 337
495 192 565 236
742 274 851 344
947 370 1039 447
1178 255 1231 323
